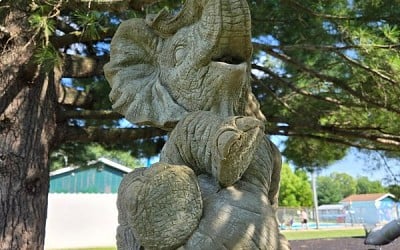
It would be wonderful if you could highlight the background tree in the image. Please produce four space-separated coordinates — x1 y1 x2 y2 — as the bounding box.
356 176 387 194
2 0 400 247
50 142 143 170
330 172 357 198
0 1 168 248
316 172 357 204
251 0 400 154
279 163 313 207
316 176 343 205
283 137 348 172
387 184 400 200
317 172 388 204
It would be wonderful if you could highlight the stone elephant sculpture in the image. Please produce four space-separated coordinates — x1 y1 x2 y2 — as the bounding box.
103 0 264 130
117 111 289 249
104 0 290 249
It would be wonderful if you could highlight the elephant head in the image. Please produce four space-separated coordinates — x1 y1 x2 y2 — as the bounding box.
104 0 265 130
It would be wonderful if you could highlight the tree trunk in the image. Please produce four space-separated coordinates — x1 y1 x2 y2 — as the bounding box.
0 73 59 249
0 8 58 250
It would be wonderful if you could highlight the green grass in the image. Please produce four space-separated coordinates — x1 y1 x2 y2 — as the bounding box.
281 227 365 240
51 228 365 248
49 247 116 250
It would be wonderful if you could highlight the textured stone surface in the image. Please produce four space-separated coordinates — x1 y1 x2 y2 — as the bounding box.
117 164 202 250
104 0 264 130
105 0 289 249
160 111 264 187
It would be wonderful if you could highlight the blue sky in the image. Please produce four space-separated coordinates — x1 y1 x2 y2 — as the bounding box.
271 136 399 183
319 149 385 181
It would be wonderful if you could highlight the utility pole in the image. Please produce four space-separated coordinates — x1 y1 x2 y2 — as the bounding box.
312 170 320 229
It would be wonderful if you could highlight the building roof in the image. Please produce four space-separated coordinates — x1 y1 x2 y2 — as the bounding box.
318 204 344 210
340 193 395 203
50 166 80 176
50 157 133 177
95 157 133 173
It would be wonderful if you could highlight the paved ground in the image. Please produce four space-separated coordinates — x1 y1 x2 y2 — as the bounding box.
290 237 400 250
45 194 118 249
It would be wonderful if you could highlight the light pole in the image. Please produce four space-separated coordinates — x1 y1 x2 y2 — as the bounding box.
311 170 320 229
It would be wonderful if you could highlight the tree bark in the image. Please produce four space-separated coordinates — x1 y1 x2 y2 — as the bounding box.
0 74 58 249
0 8 59 250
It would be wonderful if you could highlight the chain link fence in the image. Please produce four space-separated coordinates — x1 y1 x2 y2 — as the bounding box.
277 206 361 230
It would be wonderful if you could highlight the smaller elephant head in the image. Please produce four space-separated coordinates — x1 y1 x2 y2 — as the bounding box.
117 163 203 249
104 0 265 130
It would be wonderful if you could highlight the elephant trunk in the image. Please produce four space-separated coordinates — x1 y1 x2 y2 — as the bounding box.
146 0 203 35
199 0 253 63
148 0 253 63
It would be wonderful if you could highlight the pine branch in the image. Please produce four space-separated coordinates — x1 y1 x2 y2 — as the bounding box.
285 0 356 20
61 54 109 78
265 116 400 150
319 125 400 147
55 18 78 34
57 85 92 107
254 42 400 114
251 63 345 107
61 110 123 120
62 126 167 144
63 0 159 12
50 27 116 48
251 72 296 113
286 0 400 23
255 43 400 52
284 133 398 152
336 52 398 85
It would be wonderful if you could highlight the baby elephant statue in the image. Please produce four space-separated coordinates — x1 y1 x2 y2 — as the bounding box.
104 0 290 249
117 111 289 250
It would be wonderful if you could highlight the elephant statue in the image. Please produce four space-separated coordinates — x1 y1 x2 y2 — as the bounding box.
103 0 264 130
104 0 290 249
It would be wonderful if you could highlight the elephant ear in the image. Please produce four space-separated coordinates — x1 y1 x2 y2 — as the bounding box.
104 19 188 130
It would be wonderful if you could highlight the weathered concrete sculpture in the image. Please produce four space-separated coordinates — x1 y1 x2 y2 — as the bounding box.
364 219 400 247
104 0 290 249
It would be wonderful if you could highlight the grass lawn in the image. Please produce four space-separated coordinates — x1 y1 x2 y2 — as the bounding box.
52 228 365 249
281 227 365 240
49 247 116 250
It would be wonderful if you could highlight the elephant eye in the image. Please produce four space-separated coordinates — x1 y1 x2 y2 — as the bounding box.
174 45 186 66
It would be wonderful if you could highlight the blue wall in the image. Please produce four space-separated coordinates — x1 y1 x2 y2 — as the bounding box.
50 165 126 193
344 197 398 225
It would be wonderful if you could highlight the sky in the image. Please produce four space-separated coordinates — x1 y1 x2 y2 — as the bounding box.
271 136 399 184
318 148 385 180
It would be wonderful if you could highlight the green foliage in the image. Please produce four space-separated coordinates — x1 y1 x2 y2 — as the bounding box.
33 44 62 71
283 137 348 171
28 11 55 43
28 1 61 70
73 11 108 40
330 172 357 198
317 172 388 204
279 163 313 207
356 176 387 194
50 143 143 171
66 77 117 127
249 0 400 164
317 176 343 205
387 185 400 200
20 0 400 181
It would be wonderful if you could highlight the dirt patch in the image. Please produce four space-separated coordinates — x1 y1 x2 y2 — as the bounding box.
290 237 400 250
